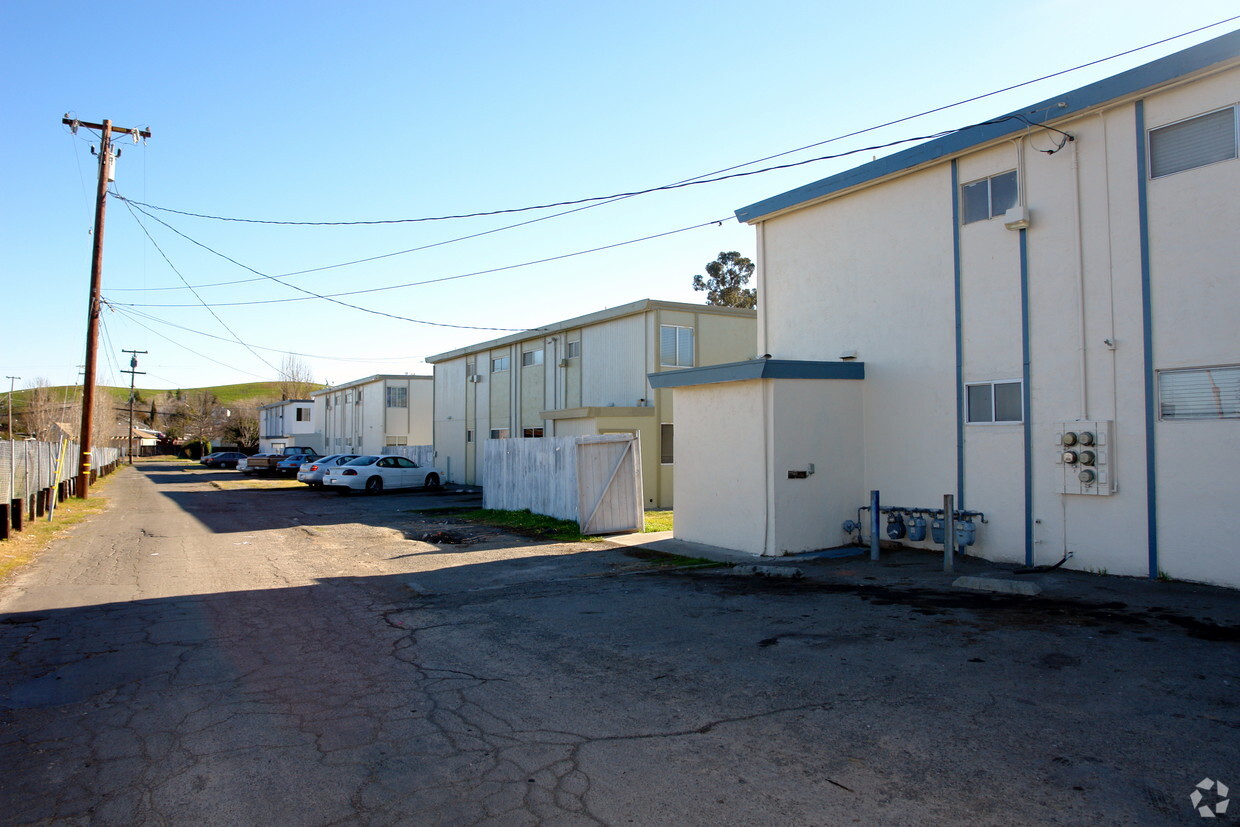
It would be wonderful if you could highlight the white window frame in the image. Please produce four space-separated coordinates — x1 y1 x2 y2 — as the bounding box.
965 380 1024 424
491 356 510 373
490 428 510 439
522 349 544 367
1148 105 1238 179
295 408 311 422
522 427 544 438
960 170 1018 224
660 324 695 368
566 341 581 359
384 436 408 446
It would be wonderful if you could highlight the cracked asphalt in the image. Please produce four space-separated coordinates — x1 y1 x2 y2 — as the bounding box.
1 461 1238 825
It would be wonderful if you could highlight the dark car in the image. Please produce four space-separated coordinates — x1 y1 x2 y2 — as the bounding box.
202 451 248 469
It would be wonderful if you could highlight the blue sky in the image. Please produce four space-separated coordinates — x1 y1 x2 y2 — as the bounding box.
3 1 1237 391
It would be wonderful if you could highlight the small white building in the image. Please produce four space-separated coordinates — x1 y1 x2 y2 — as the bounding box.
427 299 757 507
655 31 1240 588
311 374 433 456
258 399 316 454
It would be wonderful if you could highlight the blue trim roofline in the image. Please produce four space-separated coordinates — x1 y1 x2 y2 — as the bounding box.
736 29 1240 224
647 358 864 389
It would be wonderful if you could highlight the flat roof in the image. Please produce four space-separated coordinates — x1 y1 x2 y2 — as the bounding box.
309 374 432 397
736 29 1240 224
425 298 756 364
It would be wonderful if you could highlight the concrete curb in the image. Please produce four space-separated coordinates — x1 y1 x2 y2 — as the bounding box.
953 575 1043 596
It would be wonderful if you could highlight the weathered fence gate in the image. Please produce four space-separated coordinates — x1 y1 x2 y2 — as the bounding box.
482 434 643 534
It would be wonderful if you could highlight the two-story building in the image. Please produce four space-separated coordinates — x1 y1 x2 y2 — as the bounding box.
653 31 1240 588
311 374 433 456
258 399 316 454
427 299 757 507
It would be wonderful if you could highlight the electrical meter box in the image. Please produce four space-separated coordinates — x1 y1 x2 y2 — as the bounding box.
1054 421 1114 495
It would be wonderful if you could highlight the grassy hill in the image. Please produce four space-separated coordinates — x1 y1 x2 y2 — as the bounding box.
7 382 325 410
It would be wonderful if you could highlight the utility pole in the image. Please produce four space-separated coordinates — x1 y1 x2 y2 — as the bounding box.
63 117 151 498
5 376 18 503
121 350 147 465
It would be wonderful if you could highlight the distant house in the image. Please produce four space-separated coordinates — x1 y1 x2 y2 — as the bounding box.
258 399 316 454
653 31 1240 588
310 374 433 456
426 299 757 507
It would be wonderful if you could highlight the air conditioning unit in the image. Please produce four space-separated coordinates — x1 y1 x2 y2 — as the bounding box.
558 359 569 368
468 374 483 383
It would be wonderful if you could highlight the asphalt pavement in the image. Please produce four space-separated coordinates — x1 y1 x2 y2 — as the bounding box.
0 461 1237 825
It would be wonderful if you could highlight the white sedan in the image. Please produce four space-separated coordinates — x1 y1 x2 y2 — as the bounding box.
323 455 444 494
296 454 361 488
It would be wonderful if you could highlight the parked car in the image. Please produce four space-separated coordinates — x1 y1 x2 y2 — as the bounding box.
238 454 275 475
276 452 319 476
244 447 320 474
202 451 248 469
323 455 443 494
296 454 361 488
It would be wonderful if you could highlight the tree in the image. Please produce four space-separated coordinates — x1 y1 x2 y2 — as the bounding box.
23 378 62 441
224 402 261 451
175 391 227 455
692 251 757 309
278 354 316 401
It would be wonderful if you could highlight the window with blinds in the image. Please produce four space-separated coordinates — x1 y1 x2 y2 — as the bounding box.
660 324 694 367
1149 107 1237 178
1159 366 1240 420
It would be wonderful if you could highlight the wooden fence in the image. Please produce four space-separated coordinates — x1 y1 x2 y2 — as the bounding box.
483 434 643 534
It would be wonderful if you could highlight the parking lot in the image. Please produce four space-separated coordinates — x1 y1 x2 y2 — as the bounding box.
0 461 1237 824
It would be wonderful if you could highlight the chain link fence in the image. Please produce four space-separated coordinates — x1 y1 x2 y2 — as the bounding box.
0 440 121 502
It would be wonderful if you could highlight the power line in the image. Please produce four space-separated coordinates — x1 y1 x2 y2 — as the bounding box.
111 108 1071 304
118 197 283 374
108 207 733 311
112 122 985 227
117 202 533 329
106 306 273 381
109 304 436 362
108 187 655 292
108 15 1240 229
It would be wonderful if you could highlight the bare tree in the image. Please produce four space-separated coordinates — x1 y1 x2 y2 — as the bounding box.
22 378 63 441
175 391 227 454
278 354 316 401
224 402 262 451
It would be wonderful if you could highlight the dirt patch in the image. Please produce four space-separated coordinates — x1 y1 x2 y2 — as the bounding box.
690 573 1240 642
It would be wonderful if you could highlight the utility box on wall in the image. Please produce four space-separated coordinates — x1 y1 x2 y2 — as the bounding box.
1055 421 1114 496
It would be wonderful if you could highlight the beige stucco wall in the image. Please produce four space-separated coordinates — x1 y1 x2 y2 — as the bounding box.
1144 67 1240 587
714 63 1239 586
674 381 767 554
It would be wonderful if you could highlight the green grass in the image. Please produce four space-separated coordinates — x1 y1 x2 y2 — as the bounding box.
643 510 673 533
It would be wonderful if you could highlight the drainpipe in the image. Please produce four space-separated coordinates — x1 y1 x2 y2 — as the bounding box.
1071 135 1089 421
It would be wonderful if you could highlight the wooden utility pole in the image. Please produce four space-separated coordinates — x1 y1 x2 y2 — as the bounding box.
63 117 151 497
121 350 147 465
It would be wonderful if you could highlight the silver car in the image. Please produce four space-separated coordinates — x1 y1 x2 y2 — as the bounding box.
296 454 361 488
